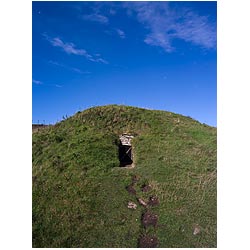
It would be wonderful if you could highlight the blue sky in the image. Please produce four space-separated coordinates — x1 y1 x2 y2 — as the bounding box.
32 1 217 126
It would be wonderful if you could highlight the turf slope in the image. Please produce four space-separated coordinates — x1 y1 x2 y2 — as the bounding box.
32 105 216 247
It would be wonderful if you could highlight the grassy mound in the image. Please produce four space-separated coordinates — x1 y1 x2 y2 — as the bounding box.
32 105 216 247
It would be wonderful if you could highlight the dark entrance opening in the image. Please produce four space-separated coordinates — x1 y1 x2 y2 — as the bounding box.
119 134 134 167
119 144 133 167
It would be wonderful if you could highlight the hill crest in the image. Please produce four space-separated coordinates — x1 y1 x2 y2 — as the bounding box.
32 104 216 247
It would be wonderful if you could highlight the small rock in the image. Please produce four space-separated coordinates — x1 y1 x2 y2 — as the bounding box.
137 198 147 207
127 201 137 209
193 225 201 235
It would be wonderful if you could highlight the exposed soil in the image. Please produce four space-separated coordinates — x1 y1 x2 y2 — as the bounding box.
126 184 136 195
142 211 158 228
138 235 159 248
148 196 160 206
125 175 160 246
141 184 152 192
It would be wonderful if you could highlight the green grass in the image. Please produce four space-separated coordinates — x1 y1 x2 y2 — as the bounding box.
32 105 216 247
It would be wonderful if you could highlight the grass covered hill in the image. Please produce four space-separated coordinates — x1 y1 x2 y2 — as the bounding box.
32 105 217 248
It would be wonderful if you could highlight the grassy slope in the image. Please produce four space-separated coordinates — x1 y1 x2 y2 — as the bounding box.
32 105 217 247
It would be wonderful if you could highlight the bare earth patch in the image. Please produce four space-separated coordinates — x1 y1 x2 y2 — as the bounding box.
138 235 159 248
126 184 136 195
141 184 152 192
148 196 160 206
142 211 158 228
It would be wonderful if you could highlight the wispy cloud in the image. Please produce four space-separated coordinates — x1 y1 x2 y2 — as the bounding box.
104 28 126 40
48 61 91 74
92 58 108 64
32 79 62 88
43 34 88 56
124 2 216 52
32 79 43 85
116 28 126 39
54 84 62 88
82 13 108 24
43 34 108 64
50 37 87 55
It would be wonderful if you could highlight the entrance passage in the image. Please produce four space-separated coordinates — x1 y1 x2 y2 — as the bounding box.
119 145 133 167
119 134 134 167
